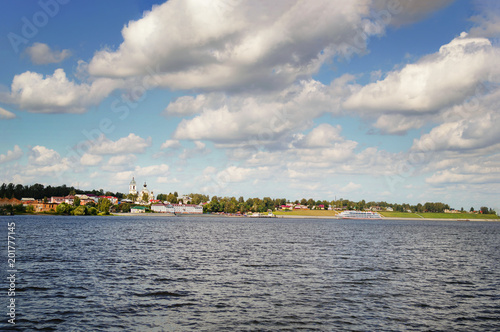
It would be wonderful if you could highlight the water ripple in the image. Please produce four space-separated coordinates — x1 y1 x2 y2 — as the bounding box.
1 216 499 331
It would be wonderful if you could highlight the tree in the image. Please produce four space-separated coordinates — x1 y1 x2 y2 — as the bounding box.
88 207 98 215
86 201 96 207
97 198 111 215
167 193 178 204
56 203 73 215
141 192 149 203
120 203 131 213
480 206 489 214
73 196 81 207
157 193 168 201
73 206 87 216
470 207 475 212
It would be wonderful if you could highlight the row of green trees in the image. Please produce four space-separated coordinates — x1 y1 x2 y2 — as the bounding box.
2 182 496 216
54 197 115 215
0 183 126 200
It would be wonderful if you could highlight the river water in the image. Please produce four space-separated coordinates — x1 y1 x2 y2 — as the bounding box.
1 215 499 331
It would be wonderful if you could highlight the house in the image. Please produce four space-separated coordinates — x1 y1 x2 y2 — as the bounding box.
21 198 36 205
178 195 192 204
0 198 22 206
98 196 118 205
151 203 175 213
386 207 394 212
131 206 147 213
31 202 58 213
64 195 75 205
294 205 309 210
50 196 66 204
76 194 98 205
171 204 203 214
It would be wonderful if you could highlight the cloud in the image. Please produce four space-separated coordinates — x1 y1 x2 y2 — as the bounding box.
107 154 137 166
344 34 499 114
4 69 123 113
160 139 182 149
164 94 226 116
88 133 152 155
179 141 210 160
373 114 426 135
426 158 500 185
88 0 387 92
0 107 16 119
411 87 500 153
115 164 170 181
0 145 23 164
343 33 500 134
80 153 103 166
290 124 344 148
29 146 61 166
372 0 454 27
341 182 362 192
216 165 271 184
25 42 72 65
172 78 349 147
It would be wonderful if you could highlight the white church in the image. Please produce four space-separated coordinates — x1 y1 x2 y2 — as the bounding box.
129 177 155 203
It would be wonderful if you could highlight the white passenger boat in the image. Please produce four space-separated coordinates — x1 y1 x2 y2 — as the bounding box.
338 210 382 219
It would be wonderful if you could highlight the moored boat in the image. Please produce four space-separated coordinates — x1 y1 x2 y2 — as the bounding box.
338 210 382 219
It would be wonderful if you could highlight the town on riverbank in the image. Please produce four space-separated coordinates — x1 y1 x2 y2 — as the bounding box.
0 181 498 220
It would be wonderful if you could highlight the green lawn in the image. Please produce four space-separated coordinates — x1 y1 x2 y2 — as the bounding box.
273 210 338 217
420 212 498 219
380 211 499 219
379 211 422 218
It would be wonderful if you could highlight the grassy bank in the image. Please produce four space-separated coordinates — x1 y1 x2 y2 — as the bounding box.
273 210 338 217
380 211 499 219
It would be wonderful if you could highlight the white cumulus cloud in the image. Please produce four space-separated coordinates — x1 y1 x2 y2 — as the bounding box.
25 42 72 65
28 146 61 166
88 0 382 91
0 145 23 164
80 153 103 166
88 133 152 155
6 69 123 113
0 107 16 119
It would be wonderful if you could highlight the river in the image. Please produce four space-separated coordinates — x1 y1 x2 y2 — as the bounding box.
1 215 499 331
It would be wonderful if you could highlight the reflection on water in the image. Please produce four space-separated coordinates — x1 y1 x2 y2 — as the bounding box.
1 216 499 331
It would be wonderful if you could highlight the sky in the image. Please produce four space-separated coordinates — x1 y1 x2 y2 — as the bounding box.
0 0 499 210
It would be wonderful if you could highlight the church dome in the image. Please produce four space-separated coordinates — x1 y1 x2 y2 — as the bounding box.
130 177 136 185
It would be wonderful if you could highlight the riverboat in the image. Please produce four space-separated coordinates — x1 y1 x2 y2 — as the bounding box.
338 210 382 219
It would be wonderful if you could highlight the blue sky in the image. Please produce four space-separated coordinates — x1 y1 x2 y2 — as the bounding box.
1 0 499 210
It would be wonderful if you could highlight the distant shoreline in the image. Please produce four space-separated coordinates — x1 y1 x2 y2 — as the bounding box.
110 212 500 222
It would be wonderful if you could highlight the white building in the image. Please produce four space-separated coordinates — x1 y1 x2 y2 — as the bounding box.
172 204 203 214
131 206 146 213
140 182 154 202
151 204 175 213
151 203 203 214
129 177 137 195
178 195 192 204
